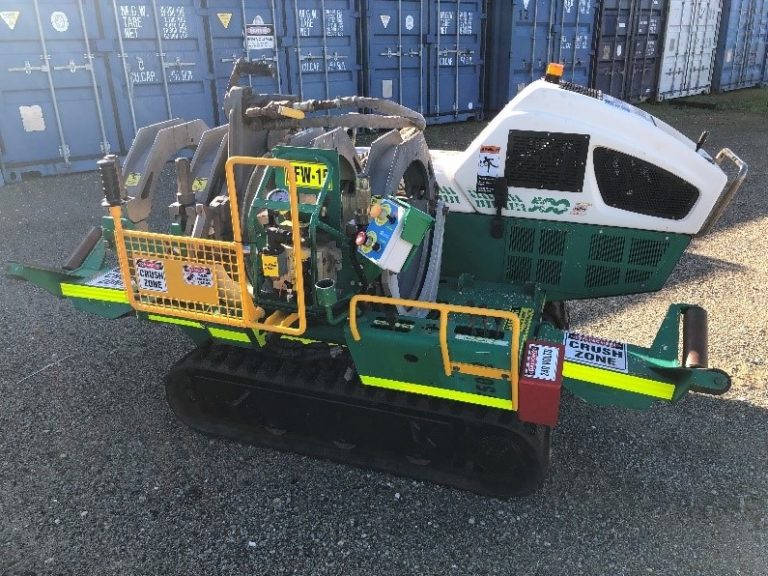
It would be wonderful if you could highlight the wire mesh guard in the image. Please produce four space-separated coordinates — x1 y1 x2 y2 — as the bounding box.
121 230 249 325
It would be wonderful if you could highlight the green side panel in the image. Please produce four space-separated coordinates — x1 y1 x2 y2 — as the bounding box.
441 213 691 300
399 199 434 245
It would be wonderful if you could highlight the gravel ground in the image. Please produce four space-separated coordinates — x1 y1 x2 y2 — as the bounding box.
1 98 767 575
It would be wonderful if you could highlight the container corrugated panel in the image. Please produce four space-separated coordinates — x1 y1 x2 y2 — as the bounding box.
362 0 428 115
281 0 360 103
485 0 596 113
592 0 665 101
0 0 121 182
205 1 287 124
99 0 216 143
712 0 768 91
657 0 722 99
426 0 484 123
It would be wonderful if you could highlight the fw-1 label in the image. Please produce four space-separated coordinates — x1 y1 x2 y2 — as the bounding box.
523 343 560 381
135 259 167 293
182 264 213 288
293 162 328 189
563 332 628 373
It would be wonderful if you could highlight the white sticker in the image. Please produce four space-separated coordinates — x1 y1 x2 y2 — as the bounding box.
246 23 275 50
564 332 628 373
380 14 391 28
523 344 560 382
51 11 69 32
1 10 20 30
616 44 622 57
405 14 414 30
477 145 501 177
454 333 509 347
20 105 45 132
523 0 531 9
86 268 124 289
182 264 214 288
136 259 167 293
570 201 591 216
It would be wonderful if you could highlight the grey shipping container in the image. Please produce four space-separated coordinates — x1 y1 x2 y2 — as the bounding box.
712 0 768 91
656 0 722 99
485 0 597 112
592 0 666 101
0 0 121 182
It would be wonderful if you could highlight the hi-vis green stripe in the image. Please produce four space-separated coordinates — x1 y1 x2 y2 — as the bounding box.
60 283 129 304
147 314 203 328
208 327 251 343
360 375 514 410
562 361 675 400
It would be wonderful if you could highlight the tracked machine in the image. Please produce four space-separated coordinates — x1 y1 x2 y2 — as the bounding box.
8 62 748 496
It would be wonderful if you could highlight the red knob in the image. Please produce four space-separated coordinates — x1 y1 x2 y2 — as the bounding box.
355 231 367 246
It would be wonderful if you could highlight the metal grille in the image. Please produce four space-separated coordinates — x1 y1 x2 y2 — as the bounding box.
593 147 700 220
628 238 667 267
504 130 590 192
536 259 563 284
585 265 621 287
560 81 603 100
589 234 625 262
539 229 567 256
122 230 248 324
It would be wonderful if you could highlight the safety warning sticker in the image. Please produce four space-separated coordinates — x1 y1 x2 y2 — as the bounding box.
563 332 628 373
476 144 502 195
1 11 20 30
217 12 232 29
191 177 208 193
523 343 560 381
85 268 124 289
125 172 141 187
246 23 275 50
136 259 167 292
182 264 214 288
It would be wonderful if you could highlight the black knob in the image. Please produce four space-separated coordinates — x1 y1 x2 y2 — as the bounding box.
97 155 122 207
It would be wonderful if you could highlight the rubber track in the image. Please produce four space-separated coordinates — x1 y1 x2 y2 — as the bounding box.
166 343 551 497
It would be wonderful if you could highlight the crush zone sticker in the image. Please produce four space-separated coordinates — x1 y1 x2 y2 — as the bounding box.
136 259 167 292
563 332 628 373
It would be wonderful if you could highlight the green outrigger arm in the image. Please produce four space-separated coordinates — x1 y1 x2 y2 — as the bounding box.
6 226 133 320
539 303 731 410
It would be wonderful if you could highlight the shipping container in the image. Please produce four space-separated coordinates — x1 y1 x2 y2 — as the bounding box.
592 0 666 101
485 0 597 113
0 0 121 181
712 0 768 91
99 0 216 143
204 0 287 124
656 0 721 99
281 0 360 103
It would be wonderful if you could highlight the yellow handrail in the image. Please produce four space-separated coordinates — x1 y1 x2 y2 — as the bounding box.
349 294 520 409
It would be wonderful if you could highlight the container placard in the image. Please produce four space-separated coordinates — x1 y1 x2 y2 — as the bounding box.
246 24 275 50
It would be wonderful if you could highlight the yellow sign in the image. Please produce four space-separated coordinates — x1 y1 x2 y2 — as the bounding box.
262 254 279 277
125 172 141 187
191 177 208 192
292 162 328 189
0 11 20 30
217 12 233 29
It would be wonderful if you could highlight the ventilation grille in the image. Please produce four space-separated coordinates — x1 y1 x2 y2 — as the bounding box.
505 130 590 192
593 147 700 220
560 81 603 100
506 225 568 286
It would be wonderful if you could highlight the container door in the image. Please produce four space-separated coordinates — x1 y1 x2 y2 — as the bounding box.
713 0 768 90
364 0 427 114
554 0 598 87
204 0 285 124
427 0 484 122
282 0 360 102
103 0 215 142
624 0 663 101
0 0 120 180
592 0 632 97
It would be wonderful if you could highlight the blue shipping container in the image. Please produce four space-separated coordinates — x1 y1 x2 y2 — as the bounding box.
100 0 216 143
204 0 287 124
281 0 361 102
712 0 768 91
485 0 596 112
0 0 121 181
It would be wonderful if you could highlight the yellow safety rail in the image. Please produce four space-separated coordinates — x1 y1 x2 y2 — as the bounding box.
109 156 307 336
349 294 521 409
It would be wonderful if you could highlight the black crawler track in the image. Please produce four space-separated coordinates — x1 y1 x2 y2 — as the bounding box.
166 343 552 497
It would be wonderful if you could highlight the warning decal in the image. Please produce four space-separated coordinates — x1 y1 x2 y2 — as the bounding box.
191 177 208 193
136 259 167 293
246 23 275 50
380 14 391 28
182 264 214 288
476 144 502 195
125 172 141 187
1 11 20 30
85 268 124 289
563 332 628 373
217 12 232 29
523 343 560 382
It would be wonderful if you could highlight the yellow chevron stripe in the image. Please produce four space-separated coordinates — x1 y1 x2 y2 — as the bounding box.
360 375 514 411
562 361 675 400
60 283 129 304
147 314 203 328
208 327 251 343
